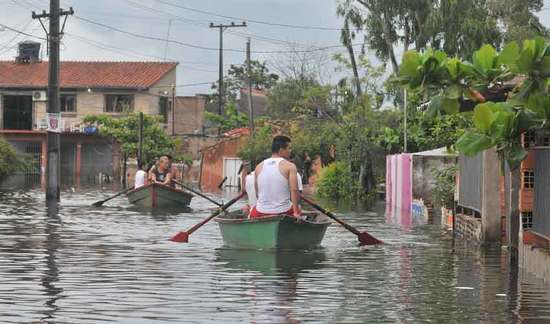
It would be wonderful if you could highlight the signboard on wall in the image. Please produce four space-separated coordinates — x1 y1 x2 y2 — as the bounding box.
47 113 61 133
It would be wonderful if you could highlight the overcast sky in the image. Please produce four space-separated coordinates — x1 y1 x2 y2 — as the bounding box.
1 0 549 96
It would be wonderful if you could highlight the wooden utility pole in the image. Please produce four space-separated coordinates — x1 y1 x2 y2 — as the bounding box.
33 1 74 201
246 38 254 134
209 22 246 116
138 112 144 167
172 84 176 136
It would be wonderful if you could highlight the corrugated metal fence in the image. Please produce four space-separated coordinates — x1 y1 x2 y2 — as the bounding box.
458 153 483 212
534 148 550 238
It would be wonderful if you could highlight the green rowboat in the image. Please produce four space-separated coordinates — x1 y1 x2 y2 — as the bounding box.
214 212 331 250
127 183 193 208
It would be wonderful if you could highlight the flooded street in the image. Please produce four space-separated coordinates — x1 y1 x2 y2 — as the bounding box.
1 185 550 323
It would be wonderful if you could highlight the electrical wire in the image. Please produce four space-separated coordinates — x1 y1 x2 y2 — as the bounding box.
73 15 360 54
154 0 344 31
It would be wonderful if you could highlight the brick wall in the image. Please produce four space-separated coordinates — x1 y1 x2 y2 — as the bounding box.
172 96 205 135
455 213 483 242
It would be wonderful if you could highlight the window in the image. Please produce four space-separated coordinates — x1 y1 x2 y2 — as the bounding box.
523 170 534 189
60 94 76 112
542 135 550 147
521 211 533 229
159 97 169 123
523 131 536 148
105 94 134 113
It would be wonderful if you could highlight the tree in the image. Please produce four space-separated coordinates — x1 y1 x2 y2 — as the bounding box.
0 138 19 180
338 0 546 73
266 77 319 118
204 102 249 133
82 113 181 186
210 60 279 104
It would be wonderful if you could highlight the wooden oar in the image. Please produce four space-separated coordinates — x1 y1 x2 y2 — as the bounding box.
170 192 245 243
172 179 222 207
301 196 383 246
92 186 134 207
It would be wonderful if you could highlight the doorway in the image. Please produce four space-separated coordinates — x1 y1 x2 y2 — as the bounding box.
223 157 243 188
3 95 33 130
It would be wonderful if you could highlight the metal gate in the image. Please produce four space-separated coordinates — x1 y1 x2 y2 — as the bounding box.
223 157 242 188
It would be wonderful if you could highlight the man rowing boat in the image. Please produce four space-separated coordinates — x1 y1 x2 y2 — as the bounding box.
250 135 301 219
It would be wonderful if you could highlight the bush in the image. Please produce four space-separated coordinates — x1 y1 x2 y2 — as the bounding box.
316 162 362 200
431 165 458 209
0 137 19 179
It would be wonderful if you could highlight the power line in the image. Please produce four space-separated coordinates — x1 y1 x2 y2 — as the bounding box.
64 32 218 73
0 22 45 40
121 0 326 50
154 0 343 31
73 15 360 54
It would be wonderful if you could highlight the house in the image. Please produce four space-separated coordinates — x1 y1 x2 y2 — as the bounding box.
456 131 550 283
0 41 177 185
0 45 177 132
238 88 268 118
199 127 250 192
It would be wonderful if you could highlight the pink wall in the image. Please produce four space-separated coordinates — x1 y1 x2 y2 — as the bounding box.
386 154 413 227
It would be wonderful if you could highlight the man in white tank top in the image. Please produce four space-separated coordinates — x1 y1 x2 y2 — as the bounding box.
250 135 301 219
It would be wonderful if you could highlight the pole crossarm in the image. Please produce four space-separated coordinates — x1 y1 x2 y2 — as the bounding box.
209 22 247 118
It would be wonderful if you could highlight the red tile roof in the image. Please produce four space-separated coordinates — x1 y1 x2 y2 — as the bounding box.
0 61 177 89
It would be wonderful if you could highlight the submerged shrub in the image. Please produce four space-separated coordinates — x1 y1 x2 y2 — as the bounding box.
316 162 362 200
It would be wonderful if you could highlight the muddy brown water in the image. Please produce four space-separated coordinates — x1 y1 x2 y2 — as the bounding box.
0 183 549 323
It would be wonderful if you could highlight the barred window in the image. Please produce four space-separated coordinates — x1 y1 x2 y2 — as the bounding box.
523 131 536 148
523 170 535 189
542 135 550 147
521 211 533 229
159 97 169 123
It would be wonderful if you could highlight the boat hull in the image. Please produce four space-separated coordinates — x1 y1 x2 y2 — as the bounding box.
215 213 330 250
127 183 193 208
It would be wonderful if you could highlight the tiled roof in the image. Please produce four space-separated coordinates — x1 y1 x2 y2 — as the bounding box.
0 61 177 89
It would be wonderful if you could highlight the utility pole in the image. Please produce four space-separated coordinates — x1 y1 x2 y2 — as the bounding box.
172 84 176 136
246 38 254 134
33 1 74 201
209 22 246 116
138 112 144 167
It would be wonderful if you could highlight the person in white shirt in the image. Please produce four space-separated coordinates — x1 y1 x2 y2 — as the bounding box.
134 162 147 188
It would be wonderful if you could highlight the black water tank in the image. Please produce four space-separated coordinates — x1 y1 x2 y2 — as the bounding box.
17 41 41 63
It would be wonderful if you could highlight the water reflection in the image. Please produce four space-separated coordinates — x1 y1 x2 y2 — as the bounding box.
0 187 550 323
41 200 63 323
215 249 326 324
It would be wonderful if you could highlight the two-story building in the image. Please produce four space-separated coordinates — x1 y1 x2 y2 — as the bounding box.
0 42 178 186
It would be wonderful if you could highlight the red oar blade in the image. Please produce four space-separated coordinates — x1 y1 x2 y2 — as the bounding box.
170 231 189 243
358 232 383 246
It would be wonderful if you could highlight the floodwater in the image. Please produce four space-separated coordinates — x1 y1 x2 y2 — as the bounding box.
1 182 550 323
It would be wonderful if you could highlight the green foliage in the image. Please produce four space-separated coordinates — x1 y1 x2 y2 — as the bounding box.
431 165 458 209
316 162 362 200
210 60 279 103
456 102 534 170
238 124 273 166
204 102 248 133
399 37 550 169
82 113 178 165
266 78 319 118
0 137 19 180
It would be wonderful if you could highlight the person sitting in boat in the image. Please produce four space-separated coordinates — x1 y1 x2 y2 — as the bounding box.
165 154 180 181
288 153 304 193
239 162 256 217
134 162 148 189
150 156 172 186
250 135 301 219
